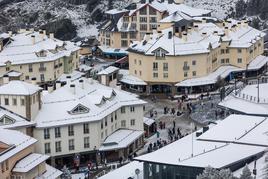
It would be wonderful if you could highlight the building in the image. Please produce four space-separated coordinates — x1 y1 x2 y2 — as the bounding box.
127 19 266 95
133 114 268 179
0 129 62 179
0 29 80 86
219 82 268 116
0 79 147 168
99 0 211 50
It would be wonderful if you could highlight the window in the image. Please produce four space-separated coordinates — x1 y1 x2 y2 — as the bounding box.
139 60 142 65
1 162 4 172
84 137 90 148
150 17 157 23
134 59 137 64
121 120 126 127
55 127 61 138
121 32 128 39
111 115 113 123
28 64 33 72
130 32 136 39
139 71 142 76
131 119 135 126
140 24 147 31
226 49 229 53
121 40 128 47
6 67 10 71
221 49 225 54
101 132 104 139
184 72 188 77
105 117 107 126
45 143 51 154
121 107 126 113
55 141 61 152
221 59 225 64
40 74 45 82
163 73 168 78
130 106 135 112
140 17 147 23
192 71 197 76
4 98 9 105
135 70 137 75
69 139 75 151
153 73 158 78
155 49 166 59
5 160 8 171
20 98 25 106
115 112 117 120
68 125 74 136
44 128 50 139
69 104 89 115
101 121 103 129
25 76 29 80
192 60 196 66
238 49 242 53
153 62 158 70
226 58 230 63
238 58 242 63
149 7 156 15
83 123 89 134
140 7 147 15
163 63 168 71
12 98 17 106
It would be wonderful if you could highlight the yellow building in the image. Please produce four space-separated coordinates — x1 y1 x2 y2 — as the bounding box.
98 0 211 51
126 19 266 95
0 129 62 179
0 29 80 86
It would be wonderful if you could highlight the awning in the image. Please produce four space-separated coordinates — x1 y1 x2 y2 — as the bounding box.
99 129 144 151
143 117 155 126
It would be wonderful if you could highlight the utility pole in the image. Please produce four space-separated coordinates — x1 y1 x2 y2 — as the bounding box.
257 78 260 103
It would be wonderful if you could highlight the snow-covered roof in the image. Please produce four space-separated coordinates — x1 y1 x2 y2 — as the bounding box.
0 107 34 129
176 65 243 87
57 70 85 83
0 31 80 66
119 70 147 86
35 78 146 128
97 66 119 75
36 164 62 179
12 153 49 173
0 81 42 95
135 114 268 169
198 115 268 147
99 129 144 151
98 46 128 54
99 161 143 179
106 9 129 15
160 11 192 23
247 55 268 70
219 83 268 115
0 129 37 163
3 70 22 77
129 25 221 56
143 117 155 126
79 64 93 72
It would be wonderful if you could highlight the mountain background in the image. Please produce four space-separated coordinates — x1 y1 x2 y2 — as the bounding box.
0 0 266 40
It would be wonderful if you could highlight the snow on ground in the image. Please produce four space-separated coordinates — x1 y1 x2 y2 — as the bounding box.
185 0 238 19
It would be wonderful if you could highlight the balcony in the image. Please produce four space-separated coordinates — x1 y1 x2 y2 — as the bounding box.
39 67 47 72
183 66 190 71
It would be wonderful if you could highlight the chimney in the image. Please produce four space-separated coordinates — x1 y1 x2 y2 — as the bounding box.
182 32 187 42
213 31 218 36
144 33 151 41
157 31 162 38
194 25 199 31
49 33 54 39
244 21 249 28
8 31 12 37
47 85 54 93
3 75 9 84
202 18 206 24
231 25 237 31
56 81 62 89
70 84 76 95
31 77 37 85
31 35 36 45
152 28 157 35
202 32 207 37
79 79 84 89
224 27 229 37
187 27 192 34
89 78 94 84
39 30 45 41
237 22 242 29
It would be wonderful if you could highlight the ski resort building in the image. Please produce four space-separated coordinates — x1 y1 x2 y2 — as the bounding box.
0 29 80 86
0 78 146 168
98 0 211 51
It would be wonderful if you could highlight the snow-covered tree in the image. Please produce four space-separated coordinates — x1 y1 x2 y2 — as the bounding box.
61 165 72 179
239 165 253 179
197 166 236 179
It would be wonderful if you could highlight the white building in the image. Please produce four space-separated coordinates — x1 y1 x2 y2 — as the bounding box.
0 78 146 168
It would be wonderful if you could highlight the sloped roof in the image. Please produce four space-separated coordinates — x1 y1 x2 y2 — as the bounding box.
0 81 42 95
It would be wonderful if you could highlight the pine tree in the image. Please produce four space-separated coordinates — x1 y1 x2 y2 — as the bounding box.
240 165 253 179
197 167 236 179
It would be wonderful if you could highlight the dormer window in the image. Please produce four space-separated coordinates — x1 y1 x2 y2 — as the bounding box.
107 90 117 100
0 115 15 125
155 49 166 60
36 50 47 57
69 104 89 115
96 97 107 107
